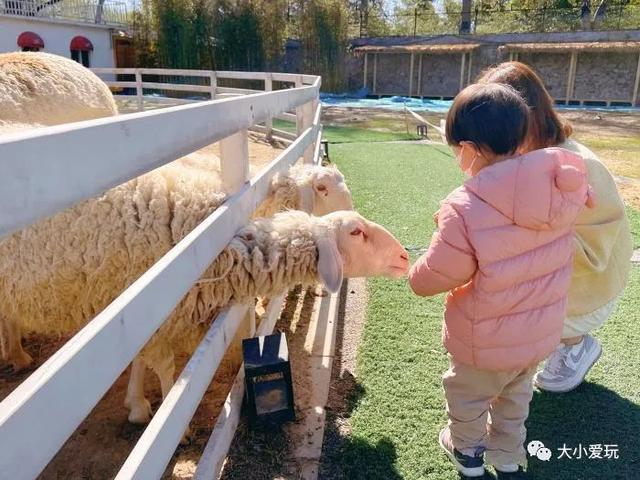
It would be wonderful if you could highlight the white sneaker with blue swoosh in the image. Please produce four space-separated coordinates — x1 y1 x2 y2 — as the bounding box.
534 335 602 393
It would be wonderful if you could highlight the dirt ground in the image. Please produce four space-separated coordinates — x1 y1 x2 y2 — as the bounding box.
219 279 369 480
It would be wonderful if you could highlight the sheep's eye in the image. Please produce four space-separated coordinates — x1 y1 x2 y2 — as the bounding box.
317 184 327 192
350 228 363 237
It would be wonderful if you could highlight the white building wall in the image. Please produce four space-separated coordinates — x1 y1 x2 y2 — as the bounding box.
0 15 115 68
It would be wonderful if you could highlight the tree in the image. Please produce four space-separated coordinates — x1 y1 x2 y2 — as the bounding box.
347 0 390 37
300 0 349 90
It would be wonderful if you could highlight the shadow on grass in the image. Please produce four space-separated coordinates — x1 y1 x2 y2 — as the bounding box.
317 282 403 480
526 382 640 479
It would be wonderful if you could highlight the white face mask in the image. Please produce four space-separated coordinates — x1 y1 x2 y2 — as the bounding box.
455 146 478 178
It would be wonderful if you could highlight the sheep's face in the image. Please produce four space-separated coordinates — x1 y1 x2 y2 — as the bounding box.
324 211 409 280
310 167 353 216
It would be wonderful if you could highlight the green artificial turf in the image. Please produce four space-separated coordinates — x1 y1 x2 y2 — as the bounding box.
273 119 421 143
330 139 640 480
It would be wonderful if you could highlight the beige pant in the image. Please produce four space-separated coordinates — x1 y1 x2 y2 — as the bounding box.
563 295 620 338
443 357 537 467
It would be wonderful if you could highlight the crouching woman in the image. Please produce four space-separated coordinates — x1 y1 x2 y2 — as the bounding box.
476 62 633 393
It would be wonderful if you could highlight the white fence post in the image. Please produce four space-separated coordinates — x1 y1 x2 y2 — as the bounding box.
209 71 217 100
219 129 253 372
265 73 273 141
295 76 316 165
300 101 316 165
295 76 305 135
135 69 143 111
219 130 250 193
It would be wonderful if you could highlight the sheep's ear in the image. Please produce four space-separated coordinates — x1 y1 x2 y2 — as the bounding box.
299 185 315 214
316 236 343 293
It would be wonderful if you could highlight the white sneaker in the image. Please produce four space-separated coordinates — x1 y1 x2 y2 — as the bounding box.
534 335 602 393
494 464 519 473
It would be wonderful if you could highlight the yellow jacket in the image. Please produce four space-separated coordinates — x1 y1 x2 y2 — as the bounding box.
560 139 633 317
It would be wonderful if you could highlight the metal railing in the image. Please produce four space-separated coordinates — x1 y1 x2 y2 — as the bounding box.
0 69 322 480
0 0 128 27
351 2 640 36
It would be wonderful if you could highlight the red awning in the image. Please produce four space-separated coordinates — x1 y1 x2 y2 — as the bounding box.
70 36 93 51
17 32 44 49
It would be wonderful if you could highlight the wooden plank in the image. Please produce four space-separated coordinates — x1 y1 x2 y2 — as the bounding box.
214 71 266 81
302 102 317 164
296 76 305 135
250 125 296 142
92 67 138 74
373 53 378 95
633 52 640 106
209 71 217 100
102 81 139 89
459 52 466 91
313 127 323 166
363 53 369 89
409 53 415 96
265 74 273 140
271 73 314 85
276 112 297 123
194 294 286 480
135 70 143 110
467 50 474 85
95 68 310 84
565 51 577 105
0 125 318 480
289 288 341 480
0 82 318 238
215 87 262 96
219 130 250 193
140 82 213 93
115 304 249 480
417 54 423 97
138 68 214 77
114 96 199 105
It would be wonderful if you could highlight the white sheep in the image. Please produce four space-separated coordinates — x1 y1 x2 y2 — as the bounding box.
0 146 352 366
124 210 408 423
0 52 118 125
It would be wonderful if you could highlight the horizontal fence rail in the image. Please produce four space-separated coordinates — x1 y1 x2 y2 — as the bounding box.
0 79 318 238
0 68 322 480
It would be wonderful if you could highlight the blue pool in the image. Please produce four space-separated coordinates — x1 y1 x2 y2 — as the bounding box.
320 94 640 114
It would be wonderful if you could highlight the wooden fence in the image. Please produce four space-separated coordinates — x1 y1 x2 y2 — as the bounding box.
0 69 322 479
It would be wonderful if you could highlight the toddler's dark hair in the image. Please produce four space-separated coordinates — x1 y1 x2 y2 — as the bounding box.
445 83 529 156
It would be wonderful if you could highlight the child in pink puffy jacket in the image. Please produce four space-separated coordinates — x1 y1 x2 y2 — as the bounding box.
408 83 592 479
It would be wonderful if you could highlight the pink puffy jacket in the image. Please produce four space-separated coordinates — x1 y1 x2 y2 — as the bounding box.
409 148 592 371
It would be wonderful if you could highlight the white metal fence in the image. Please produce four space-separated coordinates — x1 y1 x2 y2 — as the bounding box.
0 0 128 26
0 69 322 479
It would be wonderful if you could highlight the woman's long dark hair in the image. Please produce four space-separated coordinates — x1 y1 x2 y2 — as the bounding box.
476 61 572 151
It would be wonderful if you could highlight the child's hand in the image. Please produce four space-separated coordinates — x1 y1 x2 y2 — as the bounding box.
433 210 440 226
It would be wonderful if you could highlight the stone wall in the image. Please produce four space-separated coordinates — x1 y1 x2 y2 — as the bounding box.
419 53 463 97
371 53 411 95
517 52 571 99
574 52 639 101
348 30 640 104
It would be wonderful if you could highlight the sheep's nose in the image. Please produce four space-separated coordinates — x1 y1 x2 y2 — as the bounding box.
400 252 409 261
